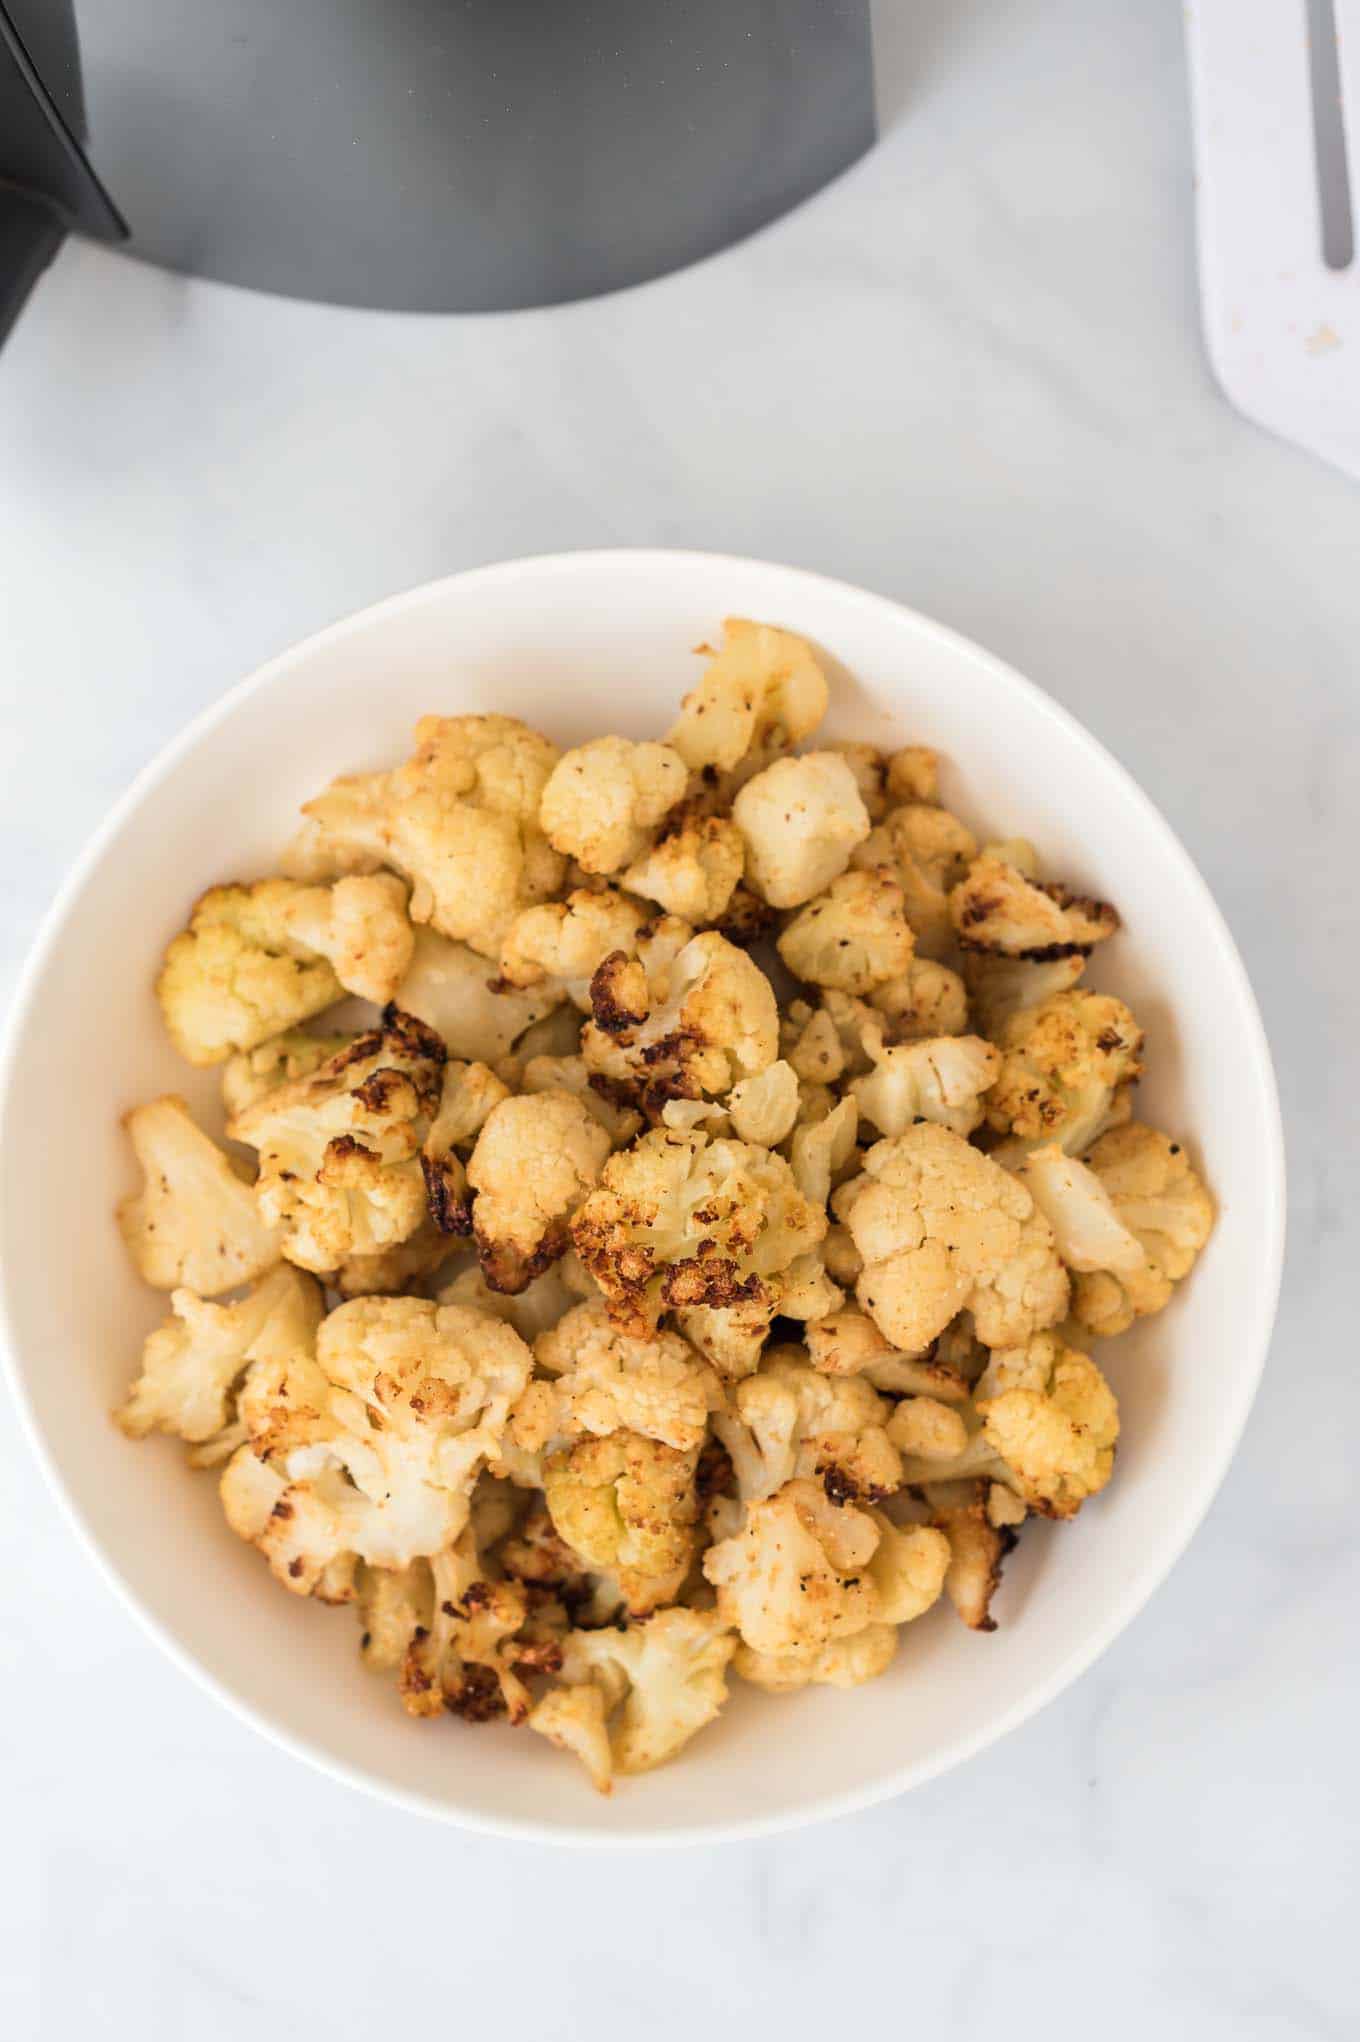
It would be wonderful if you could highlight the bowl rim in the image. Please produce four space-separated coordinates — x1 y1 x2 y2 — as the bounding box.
0 549 1287 1848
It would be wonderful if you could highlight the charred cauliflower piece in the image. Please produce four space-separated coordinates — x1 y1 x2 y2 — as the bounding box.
533 1298 720 1451
777 867 916 995
987 990 1143 1155
497 887 655 1006
538 736 687 875
302 713 564 959
1069 1123 1215 1337
466 1091 610 1293
396 1538 544 1724
667 618 829 774
842 1124 1068 1351
418 1057 510 1236
733 751 871 908
622 808 745 925
226 1010 446 1274
581 929 778 1115
929 1482 1018 1632
543 1430 700 1616
713 1349 902 1505
570 1126 826 1337
950 851 1118 958
849 1026 1001 1140
117 1264 323 1447
868 956 969 1040
851 802 977 958
529 1607 736 1790
219 1296 532 1587
118 1095 282 1294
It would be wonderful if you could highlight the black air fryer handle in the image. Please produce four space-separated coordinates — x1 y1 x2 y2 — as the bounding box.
0 0 126 348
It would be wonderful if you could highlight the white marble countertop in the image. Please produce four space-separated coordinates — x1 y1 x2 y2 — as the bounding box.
1 3 1355 2036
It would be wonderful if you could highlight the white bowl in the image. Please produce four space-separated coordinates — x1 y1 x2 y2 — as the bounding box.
0 552 1284 1846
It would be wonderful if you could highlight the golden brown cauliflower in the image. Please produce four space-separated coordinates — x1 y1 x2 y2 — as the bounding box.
734 1623 899 1692
419 1057 511 1235
849 1027 1001 1140
118 1095 282 1295
581 930 778 1115
885 745 940 804
950 851 1118 958
218 1296 532 1587
496 887 654 1006
302 713 564 959
395 928 562 1060
393 1540 546 1725
961 950 1085 1038
529 1607 736 1790
533 1298 720 1451
868 956 969 1040
227 1011 446 1275
621 809 745 925
466 1091 611 1293
986 989 1143 1154
117 1264 323 1448
570 1126 826 1337
841 1125 1069 1351
927 1482 1019 1632
703 1477 880 1656
1068 1123 1215 1337
732 751 872 908
538 736 688 874
713 1348 903 1505
667 617 829 773
852 802 977 957
777 867 916 995
543 1430 700 1616
221 1029 350 1119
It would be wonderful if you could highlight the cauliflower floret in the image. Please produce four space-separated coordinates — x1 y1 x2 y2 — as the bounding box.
735 1623 899 1692
571 1127 826 1336
437 1260 579 1343
118 1095 282 1294
530 1607 736 1789
581 930 778 1114
538 736 688 874
986 990 1143 1154
117 1265 322 1445
778 1251 846 1323
727 1059 800 1147
732 752 871 909
396 928 562 1060
497 887 652 1005
787 1095 858 1207
1012 1143 1146 1278
542 1431 699 1616
533 1298 720 1451
673 1296 778 1378
865 1510 951 1623
950 851 1118 957
522 1053 642 1146
804 1309 973 1401
227 1011 446 1274
826 742 889 821
278 819 383 884
218 1297 531 1587
777 867 916 995
221 1030 349 1119
334 1220 456 1299
843 1125 1069 1351
420 1058 510 1235
961 950 1085 1038
849 1028 1001 1140
302 714 564 958
667 618 829 773
868 956 969 1040
702 1477 880 1655
1069 1124 1215 1337
466 1092 611 1293
852 803 977 957
928 1482 1018 1631
396 1539 545 1724
713 1350 902 1505
885 745 940 805
781 999 848 1084
621 810 745 924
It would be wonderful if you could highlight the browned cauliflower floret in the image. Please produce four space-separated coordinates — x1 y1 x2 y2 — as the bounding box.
419 1057 511 1235
218 1296 532 1587
302 714 564 959
868 956 969 1040
497 887 653 1006
777 867 916 995
156 874 412 1065
703 1477 880 1656
333 1220 456 1299
734 1623 899 1692
533 1298 720 1451
826 742 889 821
437 1260 579 1343
227 1011 446 1274
986 990 1143 1154
570 1126 826 1337
732 752 871 908
842 1125 1069 1351
805 1308 974 1401
581 930 777 1115
852 802 977 957
118 1095 282 1294
466 1091 611 1293
538 736 688 874
787 1094 859 1208
621 809 745 924
725 1059 800 1147
117 1264 322 1447
885 745 940 805
713 1349 902 1505
667 618 829 773
528 1607 736 1790
928 1481 1019 1631
950 851 1118 958
849 1026 1001 1140
1068 1124 1215 1337
542 1431 700 1616
395 928 562 1060
221 1030 350 1119
961 950 1085 1038
521 1052 642 1147
1011 1143 1146 1280
395 1538 546 1724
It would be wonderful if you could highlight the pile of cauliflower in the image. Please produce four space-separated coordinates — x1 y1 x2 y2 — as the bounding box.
115 617 1214 1793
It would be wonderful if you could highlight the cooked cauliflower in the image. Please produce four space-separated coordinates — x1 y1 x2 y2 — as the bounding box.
781 999 848 1084
534 1298 720 1451
928 1482 1018 1631
950 851 1118 957
787 1094 858 1207
621 809 745 924
538 736 688 874
852 802 977 957
868 956 969 1040
826 742 889 821
1012 1143 1146 1277
804 1308 973 1401
221 1030 349 1119
227 1011 446 1274
727 1059 800 1147
667 618 829 773
986 990 1143 1154
437 1260 579 1343
849 1028 1001 1140
497 887 653 1005
1069 1123 1215 1337
673 1295 778 1378
334 1220 455 1299
570 1126 825 1336
961 950 1085 1038
864 1510 951 1623
734 1623 899 1692
777 867 915 995
713 1350 902 1505
581 930 778 1114
732 751 871 908
522 1052 642 1146
543 1431 699 1616
530 1607 736 1789
302 714 564 958
396 1541 545 1724
703 1477 881 1655
885 745 940 805
396 928 562 1060
118 1095 282 1294
466 1091 611 1293
117 1264 322 1446
420 1058 510 1234
843 1125 1068 1350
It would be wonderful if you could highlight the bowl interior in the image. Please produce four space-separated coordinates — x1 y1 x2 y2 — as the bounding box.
0 553 1283 1843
